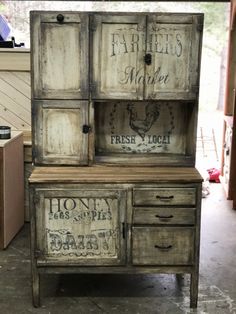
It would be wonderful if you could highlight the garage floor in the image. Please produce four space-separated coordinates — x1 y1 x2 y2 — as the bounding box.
0 183 236 314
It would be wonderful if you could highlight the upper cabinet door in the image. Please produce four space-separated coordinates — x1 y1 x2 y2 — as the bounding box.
91 13 203 101
145 14 203 100
31 12 89 99
91 14 146 100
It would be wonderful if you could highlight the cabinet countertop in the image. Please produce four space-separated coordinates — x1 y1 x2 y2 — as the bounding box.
29 166 203 184
0 131 23 147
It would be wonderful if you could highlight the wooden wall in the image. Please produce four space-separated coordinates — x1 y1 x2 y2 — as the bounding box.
0 49 31 220
0 49 31 133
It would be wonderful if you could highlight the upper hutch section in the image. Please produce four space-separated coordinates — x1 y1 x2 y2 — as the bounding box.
31 11 203 101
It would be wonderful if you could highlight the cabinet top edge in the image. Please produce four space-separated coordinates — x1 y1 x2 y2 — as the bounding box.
30 10 204 17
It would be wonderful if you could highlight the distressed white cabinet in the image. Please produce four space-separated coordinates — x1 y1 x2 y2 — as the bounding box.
91 13 203 100
29 11 203 309
31 12 89 99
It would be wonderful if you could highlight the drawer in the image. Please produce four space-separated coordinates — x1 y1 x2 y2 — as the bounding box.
133 188 196 206
133 207 195 225
132 227 194 265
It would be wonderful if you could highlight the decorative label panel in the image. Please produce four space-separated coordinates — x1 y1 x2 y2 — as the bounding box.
95 101 189 155
36 189 126 264
92 13 203 100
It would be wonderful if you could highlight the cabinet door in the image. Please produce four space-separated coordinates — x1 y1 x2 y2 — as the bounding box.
91 14 146 100
31 12 88 99
145 14 203 100
33 100 89 165
34 188 126 265
91 13 203 101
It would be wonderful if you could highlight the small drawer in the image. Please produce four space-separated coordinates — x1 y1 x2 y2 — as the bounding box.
133 207 195 225
133 188 196 206
132 227 194 265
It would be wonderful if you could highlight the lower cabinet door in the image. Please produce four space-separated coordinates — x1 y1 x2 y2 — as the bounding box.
34 188 126 265
132 227 194 265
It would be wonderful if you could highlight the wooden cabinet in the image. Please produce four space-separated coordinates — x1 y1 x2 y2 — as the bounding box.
29 11 203 309
91 13 203 100
0 131 24 249
29 167 202 308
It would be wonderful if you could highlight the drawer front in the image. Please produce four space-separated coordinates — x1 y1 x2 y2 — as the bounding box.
133 207 195 225
133 188 196 206
132 227 194 265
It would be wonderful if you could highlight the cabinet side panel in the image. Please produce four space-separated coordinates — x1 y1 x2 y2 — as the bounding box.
0 148 4 248
2 136 24 248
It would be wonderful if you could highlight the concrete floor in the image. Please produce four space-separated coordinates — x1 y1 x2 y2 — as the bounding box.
1 183 236 314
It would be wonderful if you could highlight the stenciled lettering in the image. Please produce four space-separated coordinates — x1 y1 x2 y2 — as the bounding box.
118 66 169 86
48 229 117 257
110 31 183 57
47 197 114 223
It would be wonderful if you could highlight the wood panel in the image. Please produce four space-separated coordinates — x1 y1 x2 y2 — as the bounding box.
133 187 196 206
0 49 30 71
33 100 89 165
145 14 203 100
0 71 31 131
29 166 203 184
31 11 89 99
95 101 195 164
34 188 126 265
91 14 146 100
133 207 196 225
132 227 194 265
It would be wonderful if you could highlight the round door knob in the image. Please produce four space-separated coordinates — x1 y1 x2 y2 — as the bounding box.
57 14 64 23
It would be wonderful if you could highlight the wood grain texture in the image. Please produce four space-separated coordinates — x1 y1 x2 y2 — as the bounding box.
133 187 196 206
29 167 203 184
91 12 203 100
0 71 31 131
33 100 89 165
31 11 89 99
133 207 196 225
132 227 194 265
0 49 30 71
33 188 126 265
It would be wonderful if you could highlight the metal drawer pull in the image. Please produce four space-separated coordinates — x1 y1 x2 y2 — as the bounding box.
154 244 172 250
156 195 174 201
155 214 173 219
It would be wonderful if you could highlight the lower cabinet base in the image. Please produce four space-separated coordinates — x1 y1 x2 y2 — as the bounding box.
31 265 199 308
29 168 202 309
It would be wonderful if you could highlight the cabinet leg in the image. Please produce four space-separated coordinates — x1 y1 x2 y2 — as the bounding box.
32 268 40 307
190 272 198 308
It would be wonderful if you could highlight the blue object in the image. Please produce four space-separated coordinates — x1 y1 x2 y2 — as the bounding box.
0 15 11 41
